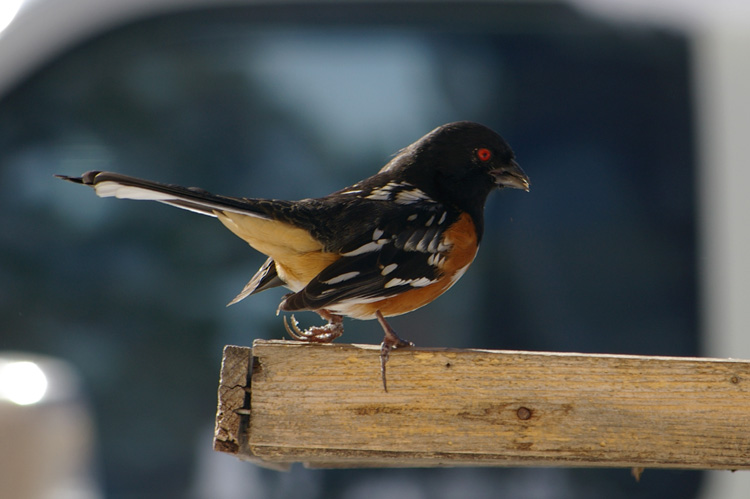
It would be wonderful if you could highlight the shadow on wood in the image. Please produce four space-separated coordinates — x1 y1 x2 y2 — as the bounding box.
214 340 750 470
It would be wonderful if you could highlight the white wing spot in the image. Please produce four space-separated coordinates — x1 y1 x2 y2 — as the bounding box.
427 253 445 267
438 212 447 225
341 240 385 257
365 181 413 201
395 188 432 205
372 228 384 240
407 214 418 222
403 233 420 252
384 278 407 288
403 229 442 253
410 277 435 287
381 263 398 275
322 271 360 285
365 188 391 201
384 277 435 288
426 215 435 226
428 235 442 253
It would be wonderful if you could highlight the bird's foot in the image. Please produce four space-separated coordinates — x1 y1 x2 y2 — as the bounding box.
283 310 344 343
376 310 414 392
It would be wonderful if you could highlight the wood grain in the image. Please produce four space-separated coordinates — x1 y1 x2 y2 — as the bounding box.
214 340 750 470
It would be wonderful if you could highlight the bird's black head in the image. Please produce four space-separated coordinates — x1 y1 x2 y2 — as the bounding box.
382 121 529 217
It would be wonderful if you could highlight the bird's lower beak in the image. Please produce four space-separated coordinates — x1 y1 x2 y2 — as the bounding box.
491 159 530 192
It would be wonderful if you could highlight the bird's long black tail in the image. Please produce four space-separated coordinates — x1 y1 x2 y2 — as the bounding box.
55 170 272 220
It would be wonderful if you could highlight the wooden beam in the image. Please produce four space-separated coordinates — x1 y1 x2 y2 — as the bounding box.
214 340 750 470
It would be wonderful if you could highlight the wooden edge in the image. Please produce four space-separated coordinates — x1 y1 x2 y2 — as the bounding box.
215 340 750 471
213 345 250 454
213 344 291 471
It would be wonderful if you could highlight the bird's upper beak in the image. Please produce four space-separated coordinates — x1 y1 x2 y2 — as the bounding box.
491 159 530 192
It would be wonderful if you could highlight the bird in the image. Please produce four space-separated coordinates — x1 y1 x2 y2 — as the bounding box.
56 121 530 390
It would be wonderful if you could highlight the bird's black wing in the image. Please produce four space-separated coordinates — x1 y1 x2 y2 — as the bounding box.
279 193 459 312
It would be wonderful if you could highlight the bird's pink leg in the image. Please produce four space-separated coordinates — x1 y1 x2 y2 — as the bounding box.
375 310 414 392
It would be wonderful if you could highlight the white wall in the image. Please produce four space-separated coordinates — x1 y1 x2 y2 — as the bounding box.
694 22 750 499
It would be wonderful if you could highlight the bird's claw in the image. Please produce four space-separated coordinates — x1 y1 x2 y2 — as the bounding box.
283 314 343 343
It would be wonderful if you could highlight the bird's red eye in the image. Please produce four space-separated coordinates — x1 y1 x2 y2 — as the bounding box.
476 148 492 162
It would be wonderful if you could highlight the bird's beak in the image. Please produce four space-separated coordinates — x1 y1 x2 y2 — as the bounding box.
491 159 530 192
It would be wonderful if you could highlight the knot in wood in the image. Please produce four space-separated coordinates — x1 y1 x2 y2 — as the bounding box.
516 406 532 420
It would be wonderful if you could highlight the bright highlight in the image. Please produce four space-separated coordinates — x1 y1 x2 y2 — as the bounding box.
0 361 48 405
0 0 23 35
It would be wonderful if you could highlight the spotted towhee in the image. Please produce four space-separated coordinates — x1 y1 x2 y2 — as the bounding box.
57 121 529 390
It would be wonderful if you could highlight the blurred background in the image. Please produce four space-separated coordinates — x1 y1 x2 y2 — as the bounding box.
1 0 748 498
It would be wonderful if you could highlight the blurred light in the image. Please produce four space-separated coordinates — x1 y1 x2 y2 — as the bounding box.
0 360 48 405
0 0 23 34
